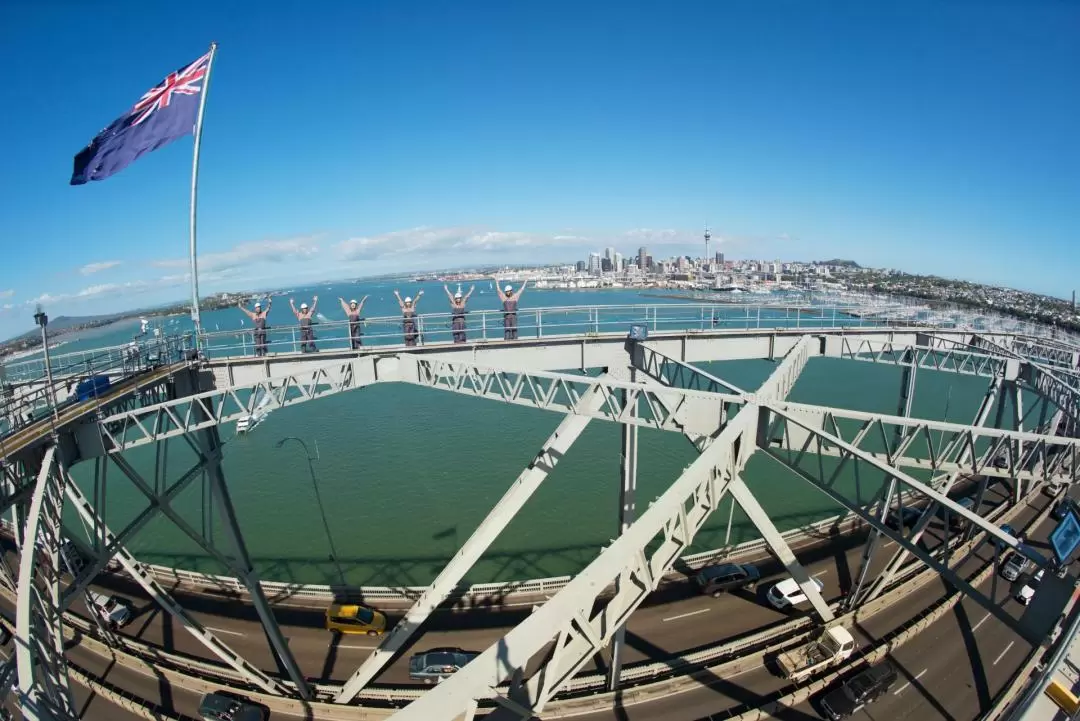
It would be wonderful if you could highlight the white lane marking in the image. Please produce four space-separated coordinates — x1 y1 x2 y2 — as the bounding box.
892 668 927 695
206 626 244 637
339 644 378 649
662 608 711 623
972 612 991 632
994 641 1015 665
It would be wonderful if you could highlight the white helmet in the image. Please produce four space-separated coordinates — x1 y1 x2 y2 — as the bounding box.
454 292 462 299
254 302 261 309
404 296 413 303
300 303 308 310
504 285 513 293
349 299 358 305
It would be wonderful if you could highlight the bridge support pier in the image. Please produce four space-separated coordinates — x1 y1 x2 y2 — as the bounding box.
846 350 917 610
607 380 638 693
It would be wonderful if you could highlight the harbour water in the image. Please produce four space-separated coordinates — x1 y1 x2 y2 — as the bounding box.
28 281 1039 587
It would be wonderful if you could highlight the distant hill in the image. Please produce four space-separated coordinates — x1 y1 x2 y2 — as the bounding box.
819 259 861 268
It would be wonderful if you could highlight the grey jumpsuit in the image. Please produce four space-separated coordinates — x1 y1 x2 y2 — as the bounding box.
299 315 317 352
403 308 418 346
451 305 467 343
502 297 518 340
253 315 268 356
347 311 362 349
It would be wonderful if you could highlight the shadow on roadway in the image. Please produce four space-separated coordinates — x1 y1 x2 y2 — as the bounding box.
953 597 992 712
622 628 819 721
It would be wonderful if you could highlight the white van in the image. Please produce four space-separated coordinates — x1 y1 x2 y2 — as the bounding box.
88 592 132 628
767 576 825 609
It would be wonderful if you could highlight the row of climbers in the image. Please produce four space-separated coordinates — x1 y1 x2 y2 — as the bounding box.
236 279 528 355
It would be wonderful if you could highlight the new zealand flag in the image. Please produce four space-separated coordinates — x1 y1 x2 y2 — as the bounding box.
71 51 211 185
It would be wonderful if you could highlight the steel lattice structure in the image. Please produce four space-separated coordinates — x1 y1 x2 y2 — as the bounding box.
1 313 1079 721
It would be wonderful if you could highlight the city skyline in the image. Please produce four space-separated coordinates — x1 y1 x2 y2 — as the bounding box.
1 1 1077 339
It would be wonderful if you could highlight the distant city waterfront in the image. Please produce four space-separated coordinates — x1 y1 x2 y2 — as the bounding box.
24 282 1043 588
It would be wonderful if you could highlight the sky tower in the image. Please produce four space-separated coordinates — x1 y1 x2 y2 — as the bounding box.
704 224 711 264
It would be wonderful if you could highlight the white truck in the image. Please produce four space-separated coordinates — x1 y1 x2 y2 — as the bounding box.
775 626 856 682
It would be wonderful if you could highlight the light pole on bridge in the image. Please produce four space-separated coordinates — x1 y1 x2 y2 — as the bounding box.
33 305 59 425
274 436 347 587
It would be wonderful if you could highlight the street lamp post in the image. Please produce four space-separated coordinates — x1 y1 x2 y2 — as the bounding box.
34 306 59 424
274 436 346 586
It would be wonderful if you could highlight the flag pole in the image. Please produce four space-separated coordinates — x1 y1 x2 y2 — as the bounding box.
188 41 217 350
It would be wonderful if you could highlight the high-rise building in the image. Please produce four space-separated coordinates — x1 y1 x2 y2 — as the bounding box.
588 252 602 276
613 251 623 272
715 251 725 265
638 246 648 270
601 258 612 273
575 260 586 272
604 247 616 263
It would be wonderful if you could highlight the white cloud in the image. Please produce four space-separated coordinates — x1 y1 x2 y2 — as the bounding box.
79 260 122 275
0 289 13 298
154 236 321 272
336 226 601 261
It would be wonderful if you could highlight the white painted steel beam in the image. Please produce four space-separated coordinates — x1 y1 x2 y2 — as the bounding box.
62 475 292 697
92 358 381 453
772 400 1079 484
857 372 1005 606
386 407 749 721
334 380 610 703
15 446 75 721
405 357 742 437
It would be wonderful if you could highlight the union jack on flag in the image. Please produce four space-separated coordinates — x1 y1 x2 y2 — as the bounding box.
71 48 216 185
131 52 211 126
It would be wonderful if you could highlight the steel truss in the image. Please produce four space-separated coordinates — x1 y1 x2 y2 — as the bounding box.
93 359 377 453
836 336 1008 378
390 333 1078 720
15 446 76 721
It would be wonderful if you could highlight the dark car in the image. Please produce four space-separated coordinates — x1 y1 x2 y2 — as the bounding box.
198 692 266 721
819 662 898 720
886 507 922 531
409 647 479 684
695 563 761 597
939 496 976 531
1051 498 1080 523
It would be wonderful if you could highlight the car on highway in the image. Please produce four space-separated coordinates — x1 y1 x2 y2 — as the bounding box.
1001 551 1032 582
87 591 132 628
408 647 479 684
886 506 922 531
198 692 266 721
1051 497 1080 523
767 576 825 610
819 661 899 720
325 603 386 636
695 563 760 597
1017 569 1045 605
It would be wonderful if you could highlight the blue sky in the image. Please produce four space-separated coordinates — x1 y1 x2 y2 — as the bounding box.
0 0 1077 337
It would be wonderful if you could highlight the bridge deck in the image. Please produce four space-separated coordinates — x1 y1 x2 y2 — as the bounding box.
1 363 184 460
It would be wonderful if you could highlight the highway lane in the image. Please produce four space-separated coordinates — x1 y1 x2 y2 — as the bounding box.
569 487 1051 721
799 485 1068 721
33 480 1006 716
72 502 967 687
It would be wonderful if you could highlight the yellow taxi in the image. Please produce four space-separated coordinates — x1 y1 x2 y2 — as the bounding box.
325 603 387 636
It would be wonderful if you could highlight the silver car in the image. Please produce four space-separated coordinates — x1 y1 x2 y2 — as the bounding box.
408 648 478 684
1001 552 1031 583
